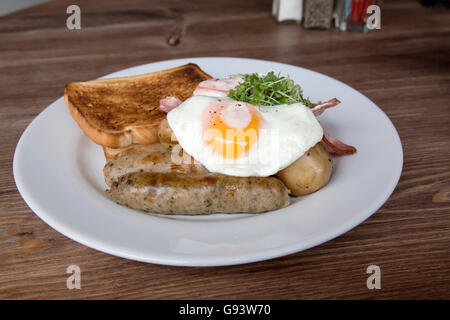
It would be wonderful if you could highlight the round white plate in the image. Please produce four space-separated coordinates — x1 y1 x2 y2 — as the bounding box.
13 57 403 266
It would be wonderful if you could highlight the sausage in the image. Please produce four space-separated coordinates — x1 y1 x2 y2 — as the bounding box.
103 149 209 186
106 172 291 215
158 119 178 150
103 143 167 162
158 118 178 144
276 143 332 196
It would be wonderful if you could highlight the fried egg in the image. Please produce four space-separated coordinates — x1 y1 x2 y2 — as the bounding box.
166 95 323 177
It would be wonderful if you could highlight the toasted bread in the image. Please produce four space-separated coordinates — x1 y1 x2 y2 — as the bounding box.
102 143 168 162
64 63 212 148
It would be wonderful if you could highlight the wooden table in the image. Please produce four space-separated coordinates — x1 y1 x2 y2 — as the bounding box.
1 0 449 299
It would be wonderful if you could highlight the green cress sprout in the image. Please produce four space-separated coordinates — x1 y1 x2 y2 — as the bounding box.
228 72 311 107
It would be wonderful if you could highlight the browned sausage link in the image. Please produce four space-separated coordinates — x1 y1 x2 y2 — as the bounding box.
103 150 209 186
158 118 178 144
106 172 291 215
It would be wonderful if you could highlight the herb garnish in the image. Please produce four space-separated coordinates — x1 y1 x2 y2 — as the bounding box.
227 72 311 107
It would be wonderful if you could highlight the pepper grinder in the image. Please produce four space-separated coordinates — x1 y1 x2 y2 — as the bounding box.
303 0 334 29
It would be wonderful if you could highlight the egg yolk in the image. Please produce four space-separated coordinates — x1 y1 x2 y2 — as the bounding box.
202 100 262 159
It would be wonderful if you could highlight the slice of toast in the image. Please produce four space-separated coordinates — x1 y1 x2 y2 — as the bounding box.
64 63 212 148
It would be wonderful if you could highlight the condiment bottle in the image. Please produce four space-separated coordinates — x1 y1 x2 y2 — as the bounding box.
303 0 334 29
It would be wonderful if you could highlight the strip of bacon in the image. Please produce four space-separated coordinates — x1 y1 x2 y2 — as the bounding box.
193 76 243 97
311 98 356 156
193 87 228 97
320 127 357 156
311 98 341 116
159 96 182 113
196 76 243 92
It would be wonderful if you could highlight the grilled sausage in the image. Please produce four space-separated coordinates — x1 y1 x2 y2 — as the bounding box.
103 149 209 186
158 118 178 144
106 172 291 215
103 143 167 162
158 118 178 150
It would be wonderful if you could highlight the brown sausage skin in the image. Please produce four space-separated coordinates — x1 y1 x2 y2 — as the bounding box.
158 118 178 144
103 143 167 162
103 150 209 187
106 172 291 215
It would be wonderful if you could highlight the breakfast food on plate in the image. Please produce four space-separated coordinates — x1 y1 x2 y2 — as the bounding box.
153 117 332 197
157 118 178 151
106 172 290 214
276 143 332 196
64 63 212 149
102 143 167 162
103 150 209 187
65 64 356 215
166 95 323 177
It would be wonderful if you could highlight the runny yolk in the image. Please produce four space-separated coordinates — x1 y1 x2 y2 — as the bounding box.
202 101 262 159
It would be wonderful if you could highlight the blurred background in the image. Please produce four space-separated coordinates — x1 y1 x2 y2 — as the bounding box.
1 0 447 30
0 0 49 16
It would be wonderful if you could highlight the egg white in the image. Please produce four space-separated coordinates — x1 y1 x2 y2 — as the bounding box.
166 95 323 177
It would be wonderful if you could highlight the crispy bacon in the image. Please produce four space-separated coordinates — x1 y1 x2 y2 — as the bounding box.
193 87 228 97
320 128 357 156
195 76 243 93
311 98 341 116
159 96 182 113
311 98 356 156
193 76 243 97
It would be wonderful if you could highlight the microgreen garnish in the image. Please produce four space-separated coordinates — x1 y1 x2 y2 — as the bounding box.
227 72 311 107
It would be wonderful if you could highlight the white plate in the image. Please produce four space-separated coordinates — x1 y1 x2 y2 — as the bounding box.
13 57 403 266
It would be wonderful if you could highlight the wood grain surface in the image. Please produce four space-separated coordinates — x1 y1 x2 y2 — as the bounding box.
1 0 449 299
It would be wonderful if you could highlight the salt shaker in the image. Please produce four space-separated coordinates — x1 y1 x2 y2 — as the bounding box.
273 0 304 23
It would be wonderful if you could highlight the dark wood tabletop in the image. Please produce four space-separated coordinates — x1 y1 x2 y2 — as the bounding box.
1 0 449 299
